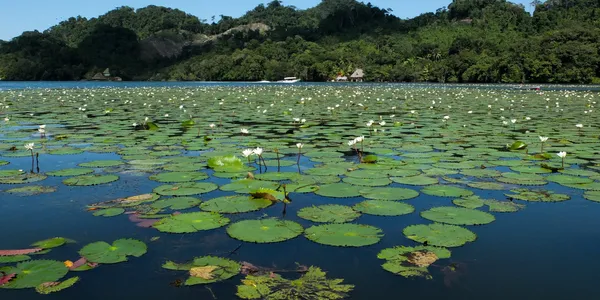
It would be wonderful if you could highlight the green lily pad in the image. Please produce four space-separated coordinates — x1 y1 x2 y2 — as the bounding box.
227 218 303 243
200 195 273 213
150 197 202 210
452 196 485 209
5 185 56 196
314 183 362 198
46 168 94 177
359 187 420 201
0 260 68 289
35 276 79 294
297 205 361 223
149 171 208 183
484 200 524 212
63 174 119 186
421 185 474 198
420 207 495 225
403 223 476 247
506 189 570 202
304 223 383 247
163 256 241 286
78 160 124 168
584 191 600 202
154 182 218 196
31 237 70 249
378 245 451 279
391 175 439 186
153 212 230 233
236 266 354 300
93 208 125 217
352 200 415 216
0 255 31 263
342 177 392 187
79 239 147 264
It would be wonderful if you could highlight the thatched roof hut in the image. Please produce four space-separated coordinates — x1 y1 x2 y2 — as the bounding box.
350 69 364 82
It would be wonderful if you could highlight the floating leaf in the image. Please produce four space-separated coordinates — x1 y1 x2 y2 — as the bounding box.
421 185 474 197
79 239 147 264
403 223 476 247
304 224 383 247
236 266 354 300
31 237 70 249
352 200 415 216
150 197 202 210
420 207 495 225
506 189 570 202
359 187 420 201
153 182 218 196
227 218 303 243
93 208 125 217
0 255 30 263
0 260 68 289
35 277 79 294
5 185 56 196
452 196 485 209
163 256 240 285
200 195 272 214
153 212 230 233
314 183 362 198
63 174 119 186
378 245 451 279
297 205 361 223
149 172 208 183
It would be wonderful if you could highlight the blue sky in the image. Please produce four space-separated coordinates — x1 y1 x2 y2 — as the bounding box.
0 0 533 40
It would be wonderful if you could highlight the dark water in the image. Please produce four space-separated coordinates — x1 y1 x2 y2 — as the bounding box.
2 151 600 300
1 82 600 300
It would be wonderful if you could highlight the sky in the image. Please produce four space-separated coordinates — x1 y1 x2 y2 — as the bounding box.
0 0 534 40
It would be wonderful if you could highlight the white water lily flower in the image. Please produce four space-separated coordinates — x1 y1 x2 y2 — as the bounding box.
253 147 263 156
240 128 249 134
179 105 184 109
3 117 8 122
39 125 46 129
132 123 138 127
296 143 304 149
38 128 45 133
576 124 583 128
209 123 216 128
410 110 416 114
301 119 306 123
293 118 300 122
539 136 549 142
355 136 365 143
467 111 473 114
502 121 508 125
164 114 169 117
511 119 517 124
24 143 34 151
379 121 386 126
242 149 254 157
348 140 356 147
366 121 373 127
557 151 567 158
443 116 450 120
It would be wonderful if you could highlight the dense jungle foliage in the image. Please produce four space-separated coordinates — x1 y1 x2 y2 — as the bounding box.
0 0 599 83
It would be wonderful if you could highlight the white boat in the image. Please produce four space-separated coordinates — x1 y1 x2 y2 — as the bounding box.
277 77 301 83
257 80 271 83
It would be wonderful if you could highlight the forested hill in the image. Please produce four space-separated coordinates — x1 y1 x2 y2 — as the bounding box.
0 0 599 83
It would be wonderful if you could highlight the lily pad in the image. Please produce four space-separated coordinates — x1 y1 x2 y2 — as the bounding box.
378 245 451 278
304 223 383 247
93 208 125 217
420 207 495 225
200 195 273 213
31 237 70 249
150 197 202 210
391 175 439 186
79 239 147 264
149 171 208 183
359 187 420 201
153 182 218 196
5 185 56 196
154 212 230 233
35 276 79 294
452 196 485 209
421 185 474 198
403 223 476 247
352 200 415 216
163 256 240 285
0 260 68 289
227 218 303 243
46 168 94 177
297 205 361 223
63 174 119 186
314 183 362 198
78 160 124 168
506 189 570 202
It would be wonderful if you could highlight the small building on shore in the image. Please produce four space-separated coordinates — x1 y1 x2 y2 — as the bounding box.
350 69 364 82
336 76 348 82
90 68 122 81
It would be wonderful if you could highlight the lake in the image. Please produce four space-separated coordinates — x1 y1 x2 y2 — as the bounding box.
0 82 599 299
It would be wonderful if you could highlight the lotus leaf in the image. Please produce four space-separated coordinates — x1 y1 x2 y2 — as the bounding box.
163 256 240 285
79 239 147 264
63 174 119 186
352 200 415 216
0 260 68 289
403 223 476 247
420 207 495 225
227 218 303 243
93 207 125 217
452 196 485 209
421 185 473 197
314 183 362 198
154 212 230 233
153 182 218 196
304 223 383 247
150 197 202 210
378 245 451 278
297 205 361 223
200 195 272 213
359 187 420 201
391 175 439 185
236 266 354 299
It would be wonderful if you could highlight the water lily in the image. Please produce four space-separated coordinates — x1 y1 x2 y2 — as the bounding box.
242 149 254 158
39 125 46 129
132 123 138 127
443 116 450 120
576 124 583 128
557 151 567 168
296 143 304 149
539 136 548 152
253 147 263 156
3 117 8 122
301 119 306 123
209 123 216 128
241 128 249 135
511 119 517 124
379 121 386 126
24 143 34 151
